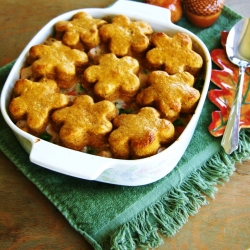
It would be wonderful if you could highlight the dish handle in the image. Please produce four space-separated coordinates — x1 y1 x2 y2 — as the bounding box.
109 0 172 23
29 139 114 180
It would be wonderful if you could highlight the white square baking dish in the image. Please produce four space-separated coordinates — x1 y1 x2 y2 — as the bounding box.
0 0 211 186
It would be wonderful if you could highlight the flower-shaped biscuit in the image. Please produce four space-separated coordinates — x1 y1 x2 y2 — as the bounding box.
146 32 203 75
99 15 153 56
9 78 69 134
55 12 107 49
83 53 140 102
109 107 175 159
136 71 200 121
52 95 117 151
28 40 88 88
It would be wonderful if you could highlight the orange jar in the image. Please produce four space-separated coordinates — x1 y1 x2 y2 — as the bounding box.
183 0 225 28
144 0 183 23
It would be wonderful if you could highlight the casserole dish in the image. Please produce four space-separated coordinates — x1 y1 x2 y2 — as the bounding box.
0 0 211 186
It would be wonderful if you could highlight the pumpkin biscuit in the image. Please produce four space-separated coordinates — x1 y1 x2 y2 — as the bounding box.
9 78 69 134
51 95 117 151
83 53 140 103
109 107 175 159
99 15 153 56
55 12 107 49
146 32 203 75
28 40 88 88
136 71 200 122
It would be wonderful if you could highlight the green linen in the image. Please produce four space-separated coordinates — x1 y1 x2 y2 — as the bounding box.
0 2 250 249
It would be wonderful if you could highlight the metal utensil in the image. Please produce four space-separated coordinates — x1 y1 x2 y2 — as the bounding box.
221 18 250 154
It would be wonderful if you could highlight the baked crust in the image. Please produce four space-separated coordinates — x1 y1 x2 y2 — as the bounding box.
146 32 203 75
55 12 107 49
83 53 140 103
109 107 175 159
52 95 117 150
136 71 200 121
28 40 88 88
9 78 69 134
99 15 153 56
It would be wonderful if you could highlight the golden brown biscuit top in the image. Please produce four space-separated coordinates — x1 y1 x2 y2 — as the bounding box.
99 15 153 56
9 78 69 134
109 107 175 159
10 12 205 159
136 71 200 121
29 40 88 88
51 95 117 150
146 32 203 75
83 53 140 101
55 12 107 48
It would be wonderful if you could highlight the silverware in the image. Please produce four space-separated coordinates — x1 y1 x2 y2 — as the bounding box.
221 18 250 154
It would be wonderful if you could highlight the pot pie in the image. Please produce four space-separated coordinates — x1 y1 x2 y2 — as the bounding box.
9 12 203 160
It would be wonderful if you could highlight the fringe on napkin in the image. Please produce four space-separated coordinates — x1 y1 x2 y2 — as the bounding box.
107 129 250 250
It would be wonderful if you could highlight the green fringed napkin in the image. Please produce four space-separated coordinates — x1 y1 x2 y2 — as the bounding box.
1 2 250 249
